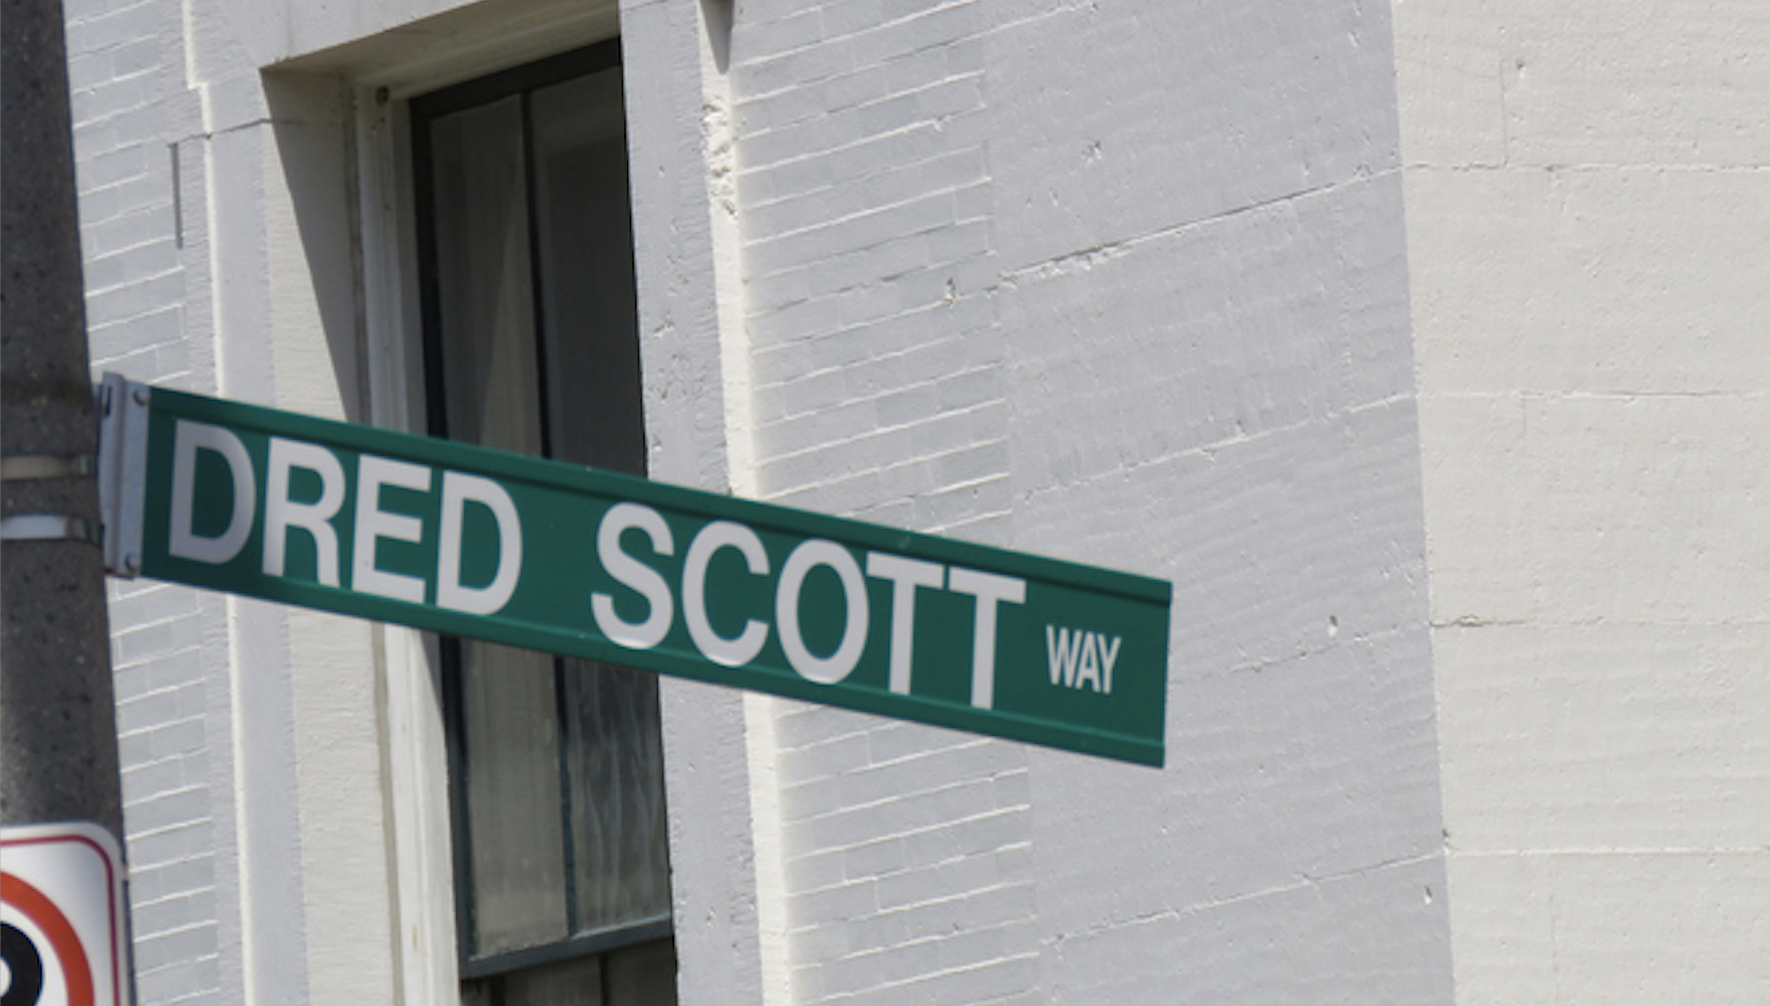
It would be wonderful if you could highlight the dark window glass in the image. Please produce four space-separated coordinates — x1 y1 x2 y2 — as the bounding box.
412 40 677 1006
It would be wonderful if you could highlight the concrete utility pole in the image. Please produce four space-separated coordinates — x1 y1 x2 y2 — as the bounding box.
1 0 126 837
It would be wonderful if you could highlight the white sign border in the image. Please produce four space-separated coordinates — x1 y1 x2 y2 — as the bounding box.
2 821 129 1006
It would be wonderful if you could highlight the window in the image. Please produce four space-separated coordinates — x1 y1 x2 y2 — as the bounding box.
411 40 677 1006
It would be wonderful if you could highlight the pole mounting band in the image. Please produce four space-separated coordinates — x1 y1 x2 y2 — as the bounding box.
0 454 97 481
0 513 102 546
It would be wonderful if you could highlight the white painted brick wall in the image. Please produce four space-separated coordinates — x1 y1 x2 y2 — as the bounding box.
67 0 224 1001
65 0 1462 1003
722 0 1450 1003
1398 3 1770 1002
728 3 1046 1002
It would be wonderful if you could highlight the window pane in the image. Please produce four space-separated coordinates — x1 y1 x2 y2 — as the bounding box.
605 940 678 1006
429 97 543 456
531 66 671 937
501 953 603 1006
531 69 645 475
559 661 671 933
432 94 568 958
420 43 676 997
460 641 570 954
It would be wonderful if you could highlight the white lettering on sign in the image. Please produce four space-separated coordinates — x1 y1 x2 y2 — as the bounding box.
160 420 1036 707
683 520 770 667
353 455 431 603
164 419 523 615
169 419 255 565
777 539 869 685
436 472 522 615
864 552 943 695
592 502 675 649
948 568 1026 709
264 437 347 586
587 504 1027 708
1045 626 1121 694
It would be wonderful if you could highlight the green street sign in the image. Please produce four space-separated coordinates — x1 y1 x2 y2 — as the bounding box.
102 379 1172 765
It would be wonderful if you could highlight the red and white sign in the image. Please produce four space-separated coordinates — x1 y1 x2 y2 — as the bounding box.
1 822 128 1006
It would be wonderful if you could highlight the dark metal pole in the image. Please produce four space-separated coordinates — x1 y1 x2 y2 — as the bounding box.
1 0 125 836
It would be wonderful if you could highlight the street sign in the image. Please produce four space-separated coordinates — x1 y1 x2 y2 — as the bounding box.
101 378 1172 765
1 822 130 1006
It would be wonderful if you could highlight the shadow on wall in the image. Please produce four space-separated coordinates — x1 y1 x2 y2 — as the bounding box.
702 0 733 73
262 71 373 426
